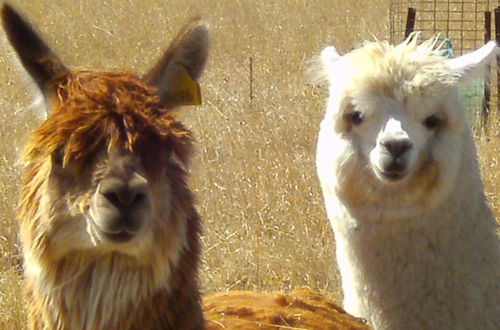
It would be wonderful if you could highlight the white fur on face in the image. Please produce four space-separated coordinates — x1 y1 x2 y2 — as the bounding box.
316 38 474 208
349 92 446 184
324 90 464 214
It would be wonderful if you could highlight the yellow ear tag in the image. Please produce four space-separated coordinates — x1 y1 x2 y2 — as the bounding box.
167 66 202 106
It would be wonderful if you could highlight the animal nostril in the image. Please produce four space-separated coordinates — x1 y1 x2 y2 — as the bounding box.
132 193 146 205
102 189 146 208
382 140 412 157
103 192 118 207
99 174 149 209
103 191 128 208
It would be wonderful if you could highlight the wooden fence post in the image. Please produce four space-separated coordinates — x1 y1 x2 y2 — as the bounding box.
495 7 500 119
482 11 492 132
249 56 253 109
404 8 417 39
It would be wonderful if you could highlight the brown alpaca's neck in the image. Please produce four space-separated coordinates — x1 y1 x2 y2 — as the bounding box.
24 212 203 330
26 243 203 329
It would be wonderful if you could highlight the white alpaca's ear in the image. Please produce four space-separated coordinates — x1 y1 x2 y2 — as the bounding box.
447 41 499 83
309 46 342 85
321 46 342 77
321 46 342 65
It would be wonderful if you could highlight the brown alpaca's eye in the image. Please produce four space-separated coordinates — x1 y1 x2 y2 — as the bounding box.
423 115 441 129
347 111 364 126
52 147 64 167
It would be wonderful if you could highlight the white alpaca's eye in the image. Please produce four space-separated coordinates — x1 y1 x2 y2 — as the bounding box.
423 115 441 129
346 111 364 126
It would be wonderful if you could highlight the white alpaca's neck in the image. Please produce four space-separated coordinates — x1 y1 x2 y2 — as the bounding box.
331 155 499 330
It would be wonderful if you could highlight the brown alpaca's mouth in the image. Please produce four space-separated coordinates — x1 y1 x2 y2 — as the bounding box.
103 231 135 243
88 211 144 244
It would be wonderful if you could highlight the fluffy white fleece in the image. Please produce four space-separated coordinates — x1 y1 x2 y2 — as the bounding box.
315 36 500 330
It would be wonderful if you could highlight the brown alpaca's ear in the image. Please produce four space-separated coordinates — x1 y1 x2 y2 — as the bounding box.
2 4 69 113
143 19 209 107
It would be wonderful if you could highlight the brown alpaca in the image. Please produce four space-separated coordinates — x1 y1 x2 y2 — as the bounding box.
3 4 208 329
203 287 369 329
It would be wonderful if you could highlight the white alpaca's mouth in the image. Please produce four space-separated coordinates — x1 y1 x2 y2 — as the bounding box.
380 170 407 181
372 153 413 182
373 164 410 182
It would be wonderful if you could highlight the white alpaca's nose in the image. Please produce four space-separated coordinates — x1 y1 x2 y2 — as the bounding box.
379 118 413 158
380 139 413 158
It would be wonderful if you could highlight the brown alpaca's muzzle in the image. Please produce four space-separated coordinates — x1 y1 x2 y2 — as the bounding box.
91 150 152 243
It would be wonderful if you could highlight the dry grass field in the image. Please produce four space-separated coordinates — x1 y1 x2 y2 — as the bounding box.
0 1 498 328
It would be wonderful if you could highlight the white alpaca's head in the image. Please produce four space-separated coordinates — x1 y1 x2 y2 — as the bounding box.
316 36 498 211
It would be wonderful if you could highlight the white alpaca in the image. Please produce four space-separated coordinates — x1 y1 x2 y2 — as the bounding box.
315 36 500 330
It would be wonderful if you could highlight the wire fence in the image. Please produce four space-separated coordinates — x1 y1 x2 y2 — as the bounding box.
390 0 499 133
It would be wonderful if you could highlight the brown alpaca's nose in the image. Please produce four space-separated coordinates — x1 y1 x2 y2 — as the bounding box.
92 150 152 240
99 174 148 210
95 173 150 238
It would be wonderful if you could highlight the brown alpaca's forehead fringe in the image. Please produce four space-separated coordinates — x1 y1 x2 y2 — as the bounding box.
24 70 193 168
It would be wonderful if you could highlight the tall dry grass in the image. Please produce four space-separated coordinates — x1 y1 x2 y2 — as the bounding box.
0 1 497 328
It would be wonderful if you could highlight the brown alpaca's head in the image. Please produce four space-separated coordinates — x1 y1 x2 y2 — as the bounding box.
3 4 209 262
